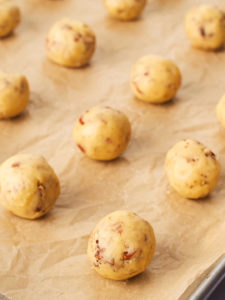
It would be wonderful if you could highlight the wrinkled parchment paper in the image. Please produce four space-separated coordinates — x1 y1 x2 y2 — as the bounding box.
0 0 225 299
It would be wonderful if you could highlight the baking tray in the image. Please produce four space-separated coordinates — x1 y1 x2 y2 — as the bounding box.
1 257 225 300
190 256 225 300
179 256 225 300
1 0 225 299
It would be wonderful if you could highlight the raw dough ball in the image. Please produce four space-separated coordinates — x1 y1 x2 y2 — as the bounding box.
165 140 220 199
0 0 20 37
46 18 96 67
73 106 131 161
216 94 225 128
87 210 156 280
103 0 146 21
130 55 182 103
0 154 60 219
185 5 225 51
0 71 29 119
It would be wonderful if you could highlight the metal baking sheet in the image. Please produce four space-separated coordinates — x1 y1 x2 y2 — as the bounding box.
190 256 225 300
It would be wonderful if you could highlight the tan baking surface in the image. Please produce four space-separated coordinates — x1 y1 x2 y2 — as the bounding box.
0 0 225 299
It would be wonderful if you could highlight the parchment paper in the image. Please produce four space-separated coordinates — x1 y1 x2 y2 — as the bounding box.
0 0 225 299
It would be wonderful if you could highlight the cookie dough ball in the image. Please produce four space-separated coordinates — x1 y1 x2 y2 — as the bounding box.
103 0 146 21
130 55 182 103
216 94 225 128
185 5 225 51
165 140 220 199
73 106 131 161
46 18 96 68
0 154 60 219
0 1 20 37
87 210 156 280
0 72 29 119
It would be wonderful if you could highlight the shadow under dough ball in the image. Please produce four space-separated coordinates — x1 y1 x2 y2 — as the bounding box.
46 18 96 68
185 5 225 51
73 106 131 161
0 154 60 219
165 139 221 199
87 210 156 280
130 55 182 103
103 0 147 21
0 71 29 119
0 0 20 37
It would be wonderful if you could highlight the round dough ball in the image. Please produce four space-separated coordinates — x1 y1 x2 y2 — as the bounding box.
0 154 60 219
46 18 96 68
130 55 182 103
0 71 29 119
185 5 225 51
165 140 220 199
87 210 156 280
216 94 225 128
73 106 131 161
103 0 146 21
0 0 20 37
